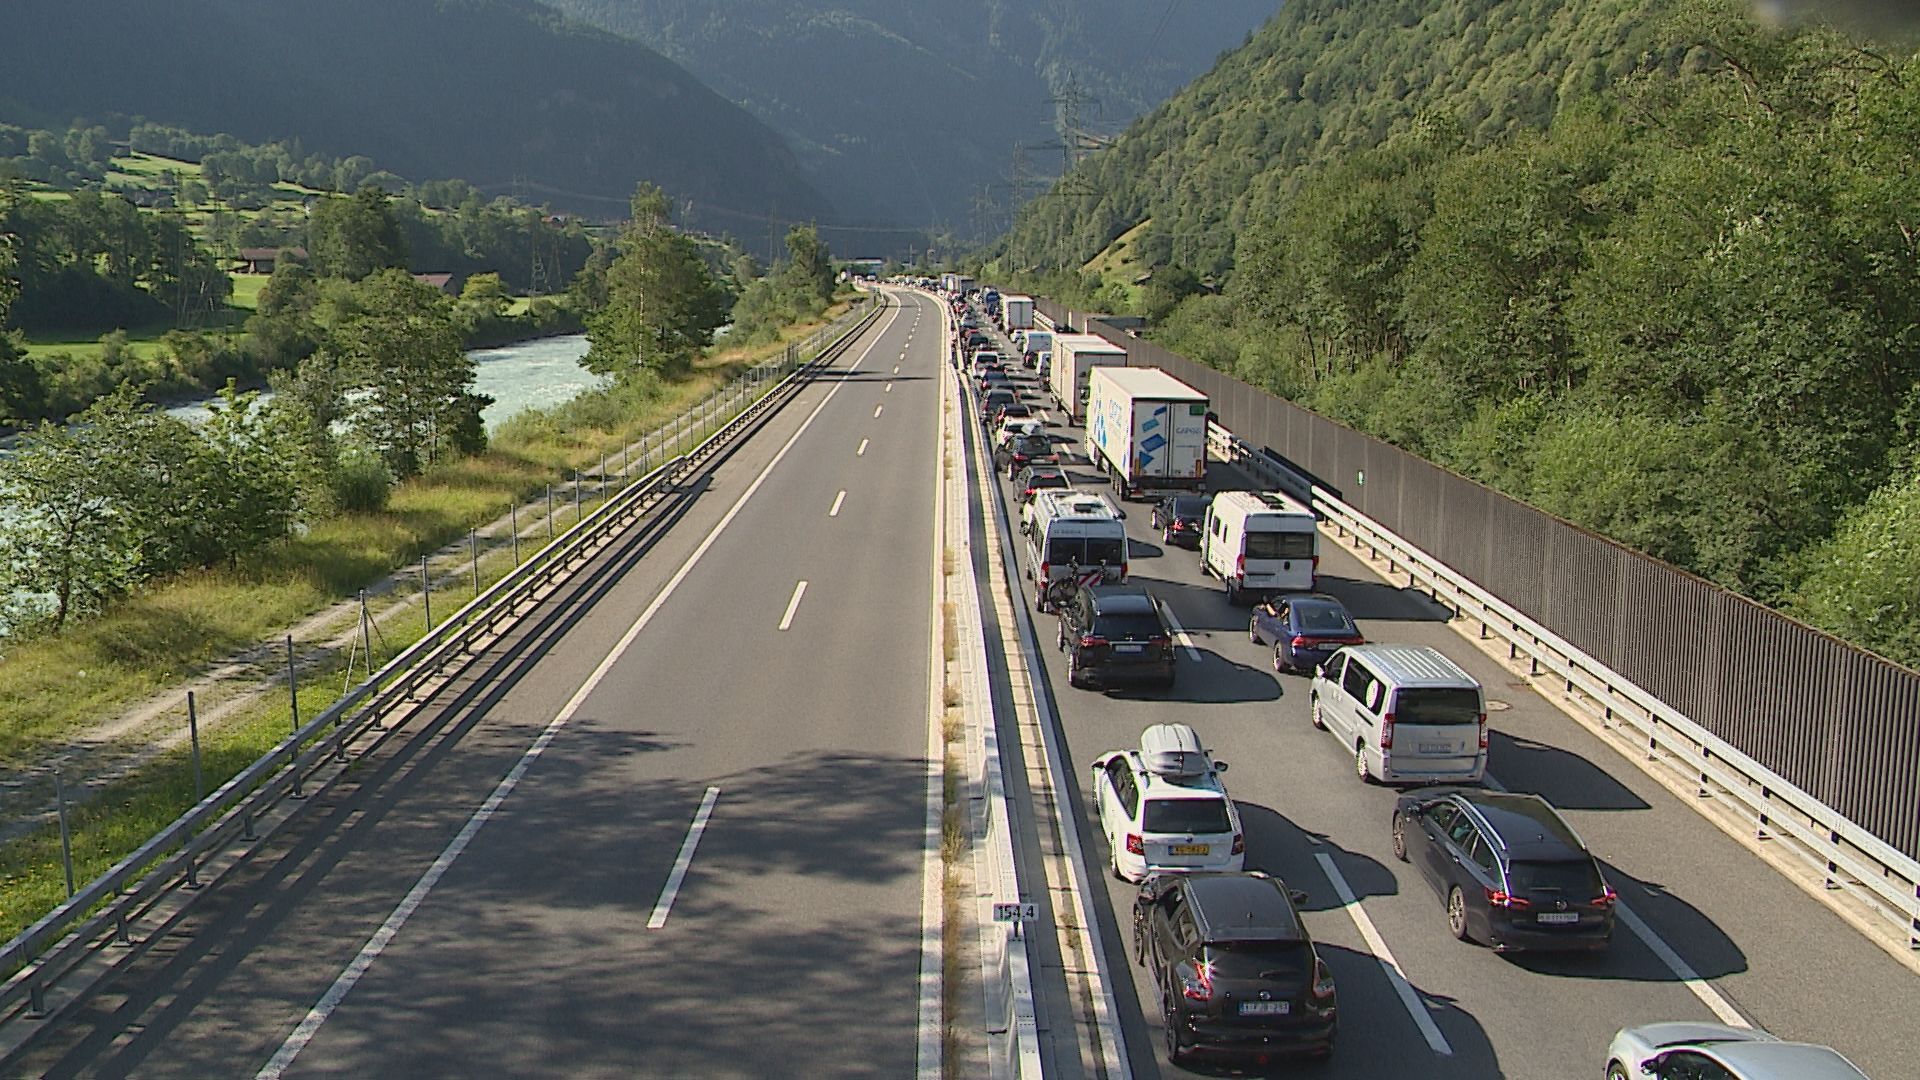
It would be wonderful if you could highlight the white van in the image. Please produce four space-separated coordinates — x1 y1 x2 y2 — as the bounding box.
1199 491 1319 604
1309 645 1487 785
1025 490 1128 611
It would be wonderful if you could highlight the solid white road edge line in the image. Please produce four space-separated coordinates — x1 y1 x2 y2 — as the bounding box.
830 490 847 517
1314 851 1455 1057
1477 775 1749 1027
1159 605 1205 662
647 787 721 928
778 580 808 631
916 290 947 1079
255 296 901 1080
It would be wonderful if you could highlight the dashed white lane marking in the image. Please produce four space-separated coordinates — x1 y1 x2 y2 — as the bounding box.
830 490 847 517
857 438 870 456
647 787 721 928
894 365 901 375
874 404 885 419
778 580 808 631
886 382 893 392
254 294 905 1080
1478 774 1748 1027
1159 605 1204 662
1316 852 1454 1057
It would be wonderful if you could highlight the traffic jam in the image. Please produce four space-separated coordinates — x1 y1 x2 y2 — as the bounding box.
921 276 1875 1079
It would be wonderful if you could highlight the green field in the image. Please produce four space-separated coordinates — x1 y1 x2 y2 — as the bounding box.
22 332 176 361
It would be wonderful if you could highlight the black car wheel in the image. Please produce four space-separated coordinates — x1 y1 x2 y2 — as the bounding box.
1310 696 1327 730
1606 1064 1629 1080
1131 912 1147 966
1248 616 1260 644
1355 742 1374 784
1162 992 1189 1064
1274 644 1289 673
1392 812 1409 862
1447 886 1471 941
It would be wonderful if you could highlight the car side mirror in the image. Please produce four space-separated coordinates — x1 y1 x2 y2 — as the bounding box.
1289 889 1310 906
1212 760 1229 773
1639 1061 1661 1078
1314 663 1328 679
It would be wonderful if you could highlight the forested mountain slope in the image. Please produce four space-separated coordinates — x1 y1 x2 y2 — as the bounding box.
540 0 1277 236
0 0 834 230
994 0 1920 668
1000 0 1678 276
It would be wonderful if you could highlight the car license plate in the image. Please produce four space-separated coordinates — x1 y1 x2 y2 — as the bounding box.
1114 644 1143 653
1536 912 1579 925
1170 844 1208 856
1239 1001 1290 1016
1418 743 1452 754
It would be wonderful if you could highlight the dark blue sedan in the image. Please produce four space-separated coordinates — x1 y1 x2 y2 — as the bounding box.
1248 593 1364 673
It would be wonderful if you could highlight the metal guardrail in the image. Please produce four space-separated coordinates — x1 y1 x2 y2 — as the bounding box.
1209 420 1920 953
0 297 884 1031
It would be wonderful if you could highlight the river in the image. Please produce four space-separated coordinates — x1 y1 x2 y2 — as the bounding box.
163 333 600 430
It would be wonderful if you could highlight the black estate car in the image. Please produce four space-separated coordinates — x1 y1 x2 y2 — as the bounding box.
1391 788 1616 952
1133 871 1337 1065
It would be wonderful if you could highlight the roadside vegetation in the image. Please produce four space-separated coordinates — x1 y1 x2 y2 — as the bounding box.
0 163 850 940
987 0 1920 668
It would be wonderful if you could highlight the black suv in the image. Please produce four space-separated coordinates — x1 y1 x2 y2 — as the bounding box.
1391 788 1616 952
1056 584 1176 690
1133 871 1337 1065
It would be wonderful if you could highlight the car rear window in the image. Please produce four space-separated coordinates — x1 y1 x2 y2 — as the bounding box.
1295 605 1356 633
1245 530 1316 560
1506 859 1602 897
1085 536 1126 566
1172 497 1211 516
1143 798 1232 835
1091 613 1163 640
1395 687 1481 725
1206 940 1308 978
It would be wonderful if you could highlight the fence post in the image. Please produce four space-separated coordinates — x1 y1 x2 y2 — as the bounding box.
510 502 521 565
470 529 480 597
574 470 583 522
422 555 433 631
362 591 384 732
55 767 75 898
189 690 204 802
287 634 305 798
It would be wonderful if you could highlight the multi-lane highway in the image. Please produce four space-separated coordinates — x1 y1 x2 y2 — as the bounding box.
10 292 951 1078
11 283 1919 1080
961 305 1919 1079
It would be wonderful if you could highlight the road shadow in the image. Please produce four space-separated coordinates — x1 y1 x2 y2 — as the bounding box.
1312 574 1452 623
1133 577 1247 634
1504 862 1748 985
1486 730 1650 812
1233 802 1399 911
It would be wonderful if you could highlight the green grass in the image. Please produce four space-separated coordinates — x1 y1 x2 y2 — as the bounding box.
21 332 175 361
228 273 270 313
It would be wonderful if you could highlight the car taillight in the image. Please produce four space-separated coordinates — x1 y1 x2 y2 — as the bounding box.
1148 635 1172 648
1120 562 1129 579
1040 562 1049 579
1486 888 1532 910
1231 833 1245 855
1593 885 1618 909
1234 553 1245 581
1479 713 1489 750
1125 833 1144 856
1379 712 1395 750
1290 635 1315 648
1310 959 1335 1000
1080 634 1108 648
1176 960 1215 1002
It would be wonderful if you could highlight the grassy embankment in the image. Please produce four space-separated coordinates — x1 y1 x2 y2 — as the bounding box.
0 298 856 942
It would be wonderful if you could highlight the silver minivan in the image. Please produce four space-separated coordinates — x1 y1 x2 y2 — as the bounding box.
1309 645 1486 784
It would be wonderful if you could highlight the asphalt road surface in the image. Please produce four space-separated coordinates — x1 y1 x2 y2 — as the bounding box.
964 310 1920 1080
12 291 948 1079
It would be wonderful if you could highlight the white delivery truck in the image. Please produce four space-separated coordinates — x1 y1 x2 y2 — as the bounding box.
1084 367 1209 500
1001 295 1035 331
1199 491 1320 605
1047 333 1129 423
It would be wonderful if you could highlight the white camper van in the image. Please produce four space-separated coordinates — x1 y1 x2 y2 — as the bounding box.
1199 491 1319 604
1024 490 1128 611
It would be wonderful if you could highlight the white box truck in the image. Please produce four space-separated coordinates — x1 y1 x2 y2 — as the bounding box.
1084 367 1209 499
1048 333 1129 423
1001 295 1034 331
